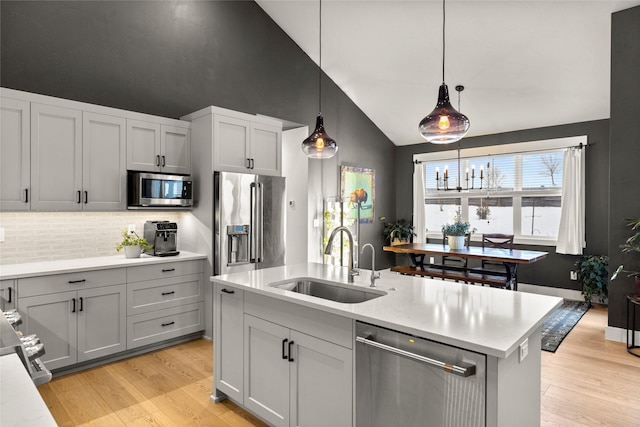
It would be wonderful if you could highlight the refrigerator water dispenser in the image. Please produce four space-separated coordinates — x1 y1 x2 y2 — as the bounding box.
227 225 250 265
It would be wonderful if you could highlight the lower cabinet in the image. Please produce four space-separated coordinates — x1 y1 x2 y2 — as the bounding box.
18 284 126 370
214 285 244 403
127 302 204 349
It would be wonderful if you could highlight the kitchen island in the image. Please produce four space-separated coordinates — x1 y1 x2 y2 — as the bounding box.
211 262 562 427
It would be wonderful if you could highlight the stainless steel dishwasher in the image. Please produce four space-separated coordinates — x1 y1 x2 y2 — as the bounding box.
356 322 486 427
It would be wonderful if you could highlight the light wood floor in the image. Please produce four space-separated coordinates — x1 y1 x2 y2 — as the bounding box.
38 306 640 426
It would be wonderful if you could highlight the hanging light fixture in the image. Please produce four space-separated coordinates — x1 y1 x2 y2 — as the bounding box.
302 0 338 159
419 0 470 144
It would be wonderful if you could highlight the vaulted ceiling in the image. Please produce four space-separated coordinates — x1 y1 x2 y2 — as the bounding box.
256 0 640 146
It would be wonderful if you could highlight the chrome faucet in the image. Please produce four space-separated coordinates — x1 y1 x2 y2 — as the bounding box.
324 226 359 282
361 243 381 287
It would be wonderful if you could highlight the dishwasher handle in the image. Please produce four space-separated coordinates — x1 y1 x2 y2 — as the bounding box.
356 335 476 378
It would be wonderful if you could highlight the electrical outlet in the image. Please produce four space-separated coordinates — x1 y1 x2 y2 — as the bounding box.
0 227 4 243
128 224 136 234
429 256 435 264
519 338 529 363
570 271 578 280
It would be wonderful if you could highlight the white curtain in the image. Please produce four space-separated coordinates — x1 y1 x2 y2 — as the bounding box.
413 162 426 243
556 147 585 254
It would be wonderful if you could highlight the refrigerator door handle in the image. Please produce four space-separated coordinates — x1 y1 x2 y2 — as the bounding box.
250 181 257 263
256 182 264 263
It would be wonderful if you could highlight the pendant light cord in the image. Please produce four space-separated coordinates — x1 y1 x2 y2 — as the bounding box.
318 0 322 114
442 0 446 84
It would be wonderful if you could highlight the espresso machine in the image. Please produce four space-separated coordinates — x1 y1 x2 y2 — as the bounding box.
143 221 179 256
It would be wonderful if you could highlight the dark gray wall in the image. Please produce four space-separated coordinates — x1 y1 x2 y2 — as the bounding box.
609 5 640 329
396 119 610 290
0 0 396 268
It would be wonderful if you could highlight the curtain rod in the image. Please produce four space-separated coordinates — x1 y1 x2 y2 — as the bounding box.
413 142 587 165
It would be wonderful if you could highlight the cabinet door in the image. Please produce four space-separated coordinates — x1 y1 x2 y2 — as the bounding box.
77 284 126 362
215 285 244 403
244 314 289 427
82 112 126 211
213 115 251 173
250 123 281 177
0 97 30 211
19 291 78 370
160 125 190 174
290 330 353 427
30 103 82 211
127 119 161 172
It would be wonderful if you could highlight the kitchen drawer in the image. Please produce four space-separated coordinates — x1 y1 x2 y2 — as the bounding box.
127 273 203 316
126 260 202 283
126 302 204 349
244 292 353 349
18 268 126 298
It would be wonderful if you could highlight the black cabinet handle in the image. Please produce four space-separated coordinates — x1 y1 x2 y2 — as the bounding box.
84 191 88 204
7 287 12 303
161 321 175 327
156 155 160 166
79 297 84 312
161 291 175 296
161 155 166 167
221 288 235 294
162 268 175 273
77 190 81 203
24 189 28 203
282 338 289 359
288 340 295 362
250 158 255 169
71 298 76 313
68 279 86 284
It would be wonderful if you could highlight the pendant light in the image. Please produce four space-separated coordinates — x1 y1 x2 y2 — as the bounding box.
302 0 338 159
418 0 470 144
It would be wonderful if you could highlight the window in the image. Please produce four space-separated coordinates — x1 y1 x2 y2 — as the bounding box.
415 136 586 245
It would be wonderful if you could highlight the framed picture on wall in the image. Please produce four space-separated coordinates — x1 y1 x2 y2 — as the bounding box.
340 165 375 223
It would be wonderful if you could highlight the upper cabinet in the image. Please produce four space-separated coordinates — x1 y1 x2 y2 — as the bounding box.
127 120 190 175
0 97 31 211
184 106 282 177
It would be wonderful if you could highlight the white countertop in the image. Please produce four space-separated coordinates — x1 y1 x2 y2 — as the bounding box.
0 353 57 427
210 262 563 359
0 251 207 280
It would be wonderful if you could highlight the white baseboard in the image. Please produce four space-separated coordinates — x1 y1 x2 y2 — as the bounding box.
605 325 640 345
517 282 584 301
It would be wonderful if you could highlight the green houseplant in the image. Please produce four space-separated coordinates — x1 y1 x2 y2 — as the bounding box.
442 209 474 250
116 229 152 258
381 218 415 246
575 255 609 305
611 217 640 293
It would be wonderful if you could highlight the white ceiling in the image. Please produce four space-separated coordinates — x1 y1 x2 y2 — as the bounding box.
256 0 640 146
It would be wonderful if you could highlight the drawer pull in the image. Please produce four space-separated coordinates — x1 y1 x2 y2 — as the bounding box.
162 268 175 273
161 291 175 296
288 340 295 362
282 338 289 359
161 321 175 327
71 298 76 313
79 297 84 312
7 287 12 303
68 279 86 284
221 288 235 294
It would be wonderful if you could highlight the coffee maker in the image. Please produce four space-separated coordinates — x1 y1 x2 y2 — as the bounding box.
143 221 179 256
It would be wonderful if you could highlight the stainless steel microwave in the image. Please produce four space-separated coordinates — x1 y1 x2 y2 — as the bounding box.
128 172 193 208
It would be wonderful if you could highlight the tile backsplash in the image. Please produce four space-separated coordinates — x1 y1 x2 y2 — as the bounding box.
0 211 188 265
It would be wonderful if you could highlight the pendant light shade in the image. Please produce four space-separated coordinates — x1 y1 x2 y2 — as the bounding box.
419 84 470 144
302 114 338 158
302 0 338 159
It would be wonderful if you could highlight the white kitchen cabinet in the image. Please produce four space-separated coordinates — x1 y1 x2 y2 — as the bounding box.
0 97 30 211
30 103 83 211
82 112 127 211
127 119 191 175
207 111 282 176
243 314 353 427
17 268 127 370
214 284 244 403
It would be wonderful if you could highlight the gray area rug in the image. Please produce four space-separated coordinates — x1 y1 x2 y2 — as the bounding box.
540 300 590 352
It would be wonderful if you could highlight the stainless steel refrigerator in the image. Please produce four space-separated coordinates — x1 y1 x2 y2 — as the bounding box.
214 171 286 275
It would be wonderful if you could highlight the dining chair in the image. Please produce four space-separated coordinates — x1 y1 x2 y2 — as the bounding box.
480 233 515 275
441 231 471 270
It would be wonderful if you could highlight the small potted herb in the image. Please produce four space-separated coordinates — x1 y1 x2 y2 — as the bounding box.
116 229 152 258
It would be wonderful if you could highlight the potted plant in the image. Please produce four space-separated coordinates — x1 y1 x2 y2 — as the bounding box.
381 218 415 246
611 217 640 294
442 209 473 250
574 255 609 305
116 228 152 258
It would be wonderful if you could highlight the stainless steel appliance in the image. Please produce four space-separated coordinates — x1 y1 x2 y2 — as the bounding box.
143 221 180 256
356 322 486 427
128 171 192 208
214 171 285 275
1 309 51 386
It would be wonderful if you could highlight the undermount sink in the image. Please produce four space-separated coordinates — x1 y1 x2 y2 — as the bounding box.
269 278 386 304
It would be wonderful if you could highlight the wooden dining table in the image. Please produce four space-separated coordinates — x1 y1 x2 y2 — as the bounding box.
383 243 548 291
